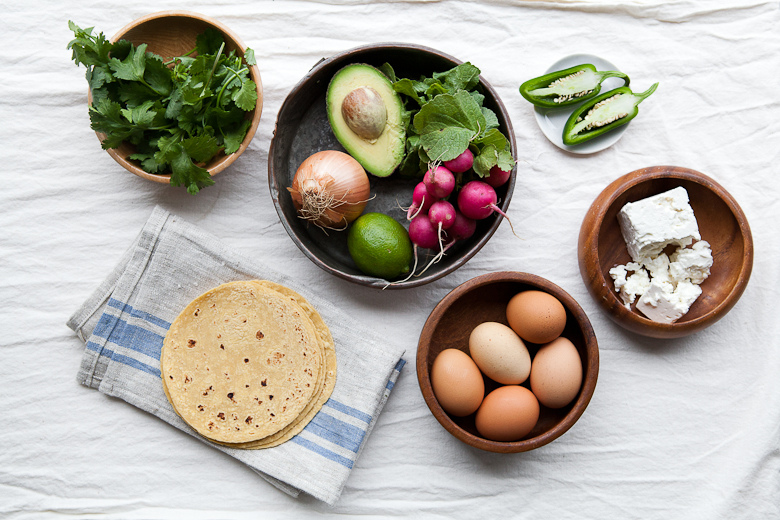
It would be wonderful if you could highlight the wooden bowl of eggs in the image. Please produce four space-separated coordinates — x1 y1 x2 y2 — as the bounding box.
417 272 599 453
578 166 753 338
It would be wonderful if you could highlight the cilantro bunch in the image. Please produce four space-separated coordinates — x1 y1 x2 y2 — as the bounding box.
379 62 515 179
67 21 258 194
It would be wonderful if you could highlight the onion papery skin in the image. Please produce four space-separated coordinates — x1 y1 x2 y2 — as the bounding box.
288 150 371 229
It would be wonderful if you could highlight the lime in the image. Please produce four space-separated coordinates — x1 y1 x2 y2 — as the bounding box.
347 213 414 279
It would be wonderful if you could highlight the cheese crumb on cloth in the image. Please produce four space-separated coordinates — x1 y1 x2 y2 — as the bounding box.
66 206 406 505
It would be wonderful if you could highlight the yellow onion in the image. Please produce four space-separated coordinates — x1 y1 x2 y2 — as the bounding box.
288 150 371 230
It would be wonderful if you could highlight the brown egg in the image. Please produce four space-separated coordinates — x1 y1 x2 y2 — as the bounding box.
431 349 485 417
506 290 567 344
475 385 540 441
530 337 583 409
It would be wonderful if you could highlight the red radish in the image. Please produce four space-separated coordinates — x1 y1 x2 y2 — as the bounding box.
443 149 474 173
409 214 440 250
447 211 477 241
440 211 477 252
407 182 437 220
485 165 511 188
428 200 457 254
429 201 456 231
390 214 442 284
458 180 501 220
423 166 455 199
457 180 518 236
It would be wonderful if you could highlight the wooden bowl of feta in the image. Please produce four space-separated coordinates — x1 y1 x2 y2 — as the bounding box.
578 166 753 338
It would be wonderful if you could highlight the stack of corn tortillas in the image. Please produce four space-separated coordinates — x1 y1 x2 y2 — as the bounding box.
161 280 337 449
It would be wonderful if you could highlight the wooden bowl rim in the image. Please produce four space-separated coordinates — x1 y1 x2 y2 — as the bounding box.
580 165 754 338
416 271 599 453
267 42 517 289
89 10 263 184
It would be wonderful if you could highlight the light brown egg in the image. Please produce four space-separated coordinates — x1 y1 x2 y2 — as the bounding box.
431 348 485 417
475 385 539 441
530 337 583 409
506 290 567 344
468 322 531 385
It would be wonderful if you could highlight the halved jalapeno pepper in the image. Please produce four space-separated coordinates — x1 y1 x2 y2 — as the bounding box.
519 64 630 108
562 82 658 146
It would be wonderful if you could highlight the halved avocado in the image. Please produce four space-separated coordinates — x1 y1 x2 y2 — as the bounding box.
326 64 405 178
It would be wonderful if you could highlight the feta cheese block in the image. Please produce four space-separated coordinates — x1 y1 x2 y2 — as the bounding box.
617 186 701 262
636 279 703 324
608 186 714 323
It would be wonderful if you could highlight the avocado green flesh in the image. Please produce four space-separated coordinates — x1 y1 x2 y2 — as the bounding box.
326 64 405 178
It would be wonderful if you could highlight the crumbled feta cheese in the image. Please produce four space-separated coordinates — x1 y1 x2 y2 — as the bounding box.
642 253 672 285
636 279 703 324
609 262 649 308
617 186 701 262
622 270 651 308
670 240 713 284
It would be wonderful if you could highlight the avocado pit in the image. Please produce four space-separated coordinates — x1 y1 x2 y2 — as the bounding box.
341 86 387 141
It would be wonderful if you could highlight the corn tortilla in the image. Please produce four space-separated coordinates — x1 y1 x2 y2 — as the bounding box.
222 281 337 449
161 281 331 445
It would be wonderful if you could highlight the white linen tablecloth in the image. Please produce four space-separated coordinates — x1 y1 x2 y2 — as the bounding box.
2 0 778 518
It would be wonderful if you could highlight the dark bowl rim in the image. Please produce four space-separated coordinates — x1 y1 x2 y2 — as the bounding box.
416 271 599 453
267 42 517 289
582 166 754 337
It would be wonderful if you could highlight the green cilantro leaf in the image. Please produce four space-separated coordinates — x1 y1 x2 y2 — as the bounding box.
128 152 165 174
109 43 147 82
143 54 173 97
85 65 112 90
232 80 258 111
169 146 215 195
222 119 251 154
88 99 138 148
182 134 221 163
243 48 256 66
67 21 113 68
195 28 225 56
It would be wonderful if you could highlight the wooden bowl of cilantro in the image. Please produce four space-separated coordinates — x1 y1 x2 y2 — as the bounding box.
68 11 263 194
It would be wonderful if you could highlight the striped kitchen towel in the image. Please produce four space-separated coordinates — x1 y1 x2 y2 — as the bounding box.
66 206 406 505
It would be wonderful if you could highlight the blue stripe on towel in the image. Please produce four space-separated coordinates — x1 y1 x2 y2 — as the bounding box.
86 341 161 377
92 313 164 361
291 436 354 469
108 298 171 330
303 412 366 453
385 359 406 390
324 399 373 424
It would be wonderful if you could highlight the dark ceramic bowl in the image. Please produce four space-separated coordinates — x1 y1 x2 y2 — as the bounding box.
268 43 516 289
417 272 599 453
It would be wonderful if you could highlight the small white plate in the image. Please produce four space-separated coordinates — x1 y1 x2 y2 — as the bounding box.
533 54 628 155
